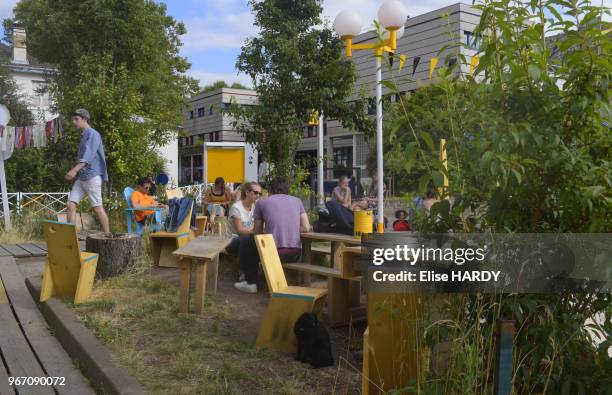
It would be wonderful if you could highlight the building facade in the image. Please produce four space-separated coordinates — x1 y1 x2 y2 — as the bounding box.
179 88 257 185
296 2 482 178
0 26 56 123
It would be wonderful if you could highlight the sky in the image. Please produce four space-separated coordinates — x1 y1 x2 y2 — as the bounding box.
1 0 611 88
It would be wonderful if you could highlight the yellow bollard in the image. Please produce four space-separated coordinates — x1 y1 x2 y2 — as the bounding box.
354 210 373 238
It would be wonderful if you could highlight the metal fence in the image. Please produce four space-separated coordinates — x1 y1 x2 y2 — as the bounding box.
0 192 70 218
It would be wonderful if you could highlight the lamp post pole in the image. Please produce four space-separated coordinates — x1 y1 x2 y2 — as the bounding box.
375 53 384 233
318 112 324 205
334 0 407 233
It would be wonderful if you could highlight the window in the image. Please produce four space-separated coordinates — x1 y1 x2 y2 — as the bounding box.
189 110 194 119
197 107 205 117
209 105 214 115
222 102 231 110
333 147 353 168
367 98 376 115
304 126 317 138
32 81 49 107
464 31 481 50
214 131 220 141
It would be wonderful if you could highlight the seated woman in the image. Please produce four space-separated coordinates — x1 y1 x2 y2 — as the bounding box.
332 176 352 209
225 182 262 281
204 176 232 217
131 177 167 224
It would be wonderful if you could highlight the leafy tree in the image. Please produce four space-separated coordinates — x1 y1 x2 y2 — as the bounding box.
10 0 198 191
228 0 373 178
200 80 249 93
381 0 611 391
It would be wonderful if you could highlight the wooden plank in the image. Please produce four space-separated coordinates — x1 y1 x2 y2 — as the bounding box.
179 260 191 314
300 232 362 245
17 243 47 257
0 276 7 304
1 244 31 258
194 262 208 315
283 263 345 279
0 245 13 256
173 236 232 261
0 257 94 394
0 360 16 395
0 304 53 395
32 242 48 252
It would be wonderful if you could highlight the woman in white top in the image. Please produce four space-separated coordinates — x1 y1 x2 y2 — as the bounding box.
225 182 262 281
332 176 352 209
228 182 261 237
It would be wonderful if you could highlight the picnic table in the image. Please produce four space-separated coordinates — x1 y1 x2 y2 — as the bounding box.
282 232 364 326
173 236 232 314
300 232 361 270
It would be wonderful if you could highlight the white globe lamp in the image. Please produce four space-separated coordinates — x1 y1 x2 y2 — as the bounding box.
378 0 408 50
334 10 363 57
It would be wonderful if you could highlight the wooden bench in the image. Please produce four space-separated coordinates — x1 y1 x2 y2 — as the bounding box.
284 246 363 327
40 220 98 304
173 236 232 314
150 202 194 268
254 234 328 353
0 256 94 394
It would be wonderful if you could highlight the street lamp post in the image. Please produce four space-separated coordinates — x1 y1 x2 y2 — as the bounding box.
334 0 408 233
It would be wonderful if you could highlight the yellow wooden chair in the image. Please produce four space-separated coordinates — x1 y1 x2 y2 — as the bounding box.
253 234 328 353
40 220 98 304
150 202 194 268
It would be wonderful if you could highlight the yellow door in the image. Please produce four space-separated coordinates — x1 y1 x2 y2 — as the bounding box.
207 148 244 183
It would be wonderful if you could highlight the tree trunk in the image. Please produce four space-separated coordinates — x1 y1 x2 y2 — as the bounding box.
85 233 142 279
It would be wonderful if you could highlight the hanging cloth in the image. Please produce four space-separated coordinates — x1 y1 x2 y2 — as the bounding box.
32 124 45 147
45 120 54 140
4 126 15 156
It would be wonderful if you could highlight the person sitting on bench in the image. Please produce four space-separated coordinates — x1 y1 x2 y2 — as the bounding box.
332 176 352 209
204 176 233 217
131 177 167 224
226 182 262 282
234 176 311 293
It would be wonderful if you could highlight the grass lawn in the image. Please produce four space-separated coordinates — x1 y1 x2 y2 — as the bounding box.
69 272 364 394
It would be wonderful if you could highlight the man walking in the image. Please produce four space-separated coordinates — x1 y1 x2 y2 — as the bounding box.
64 108 110 233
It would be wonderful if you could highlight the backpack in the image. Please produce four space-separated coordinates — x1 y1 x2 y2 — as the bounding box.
294 313 334 368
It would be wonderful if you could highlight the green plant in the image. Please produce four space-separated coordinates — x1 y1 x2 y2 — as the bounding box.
380 0 611 392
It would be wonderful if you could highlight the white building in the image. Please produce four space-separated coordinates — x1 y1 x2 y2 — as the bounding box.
0 26 56 123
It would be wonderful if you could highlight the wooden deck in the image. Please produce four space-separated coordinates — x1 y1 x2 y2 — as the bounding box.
0 243 47 259
0 256 94 394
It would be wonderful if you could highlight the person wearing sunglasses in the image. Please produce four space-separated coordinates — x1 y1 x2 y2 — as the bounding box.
225 182 262 282
131 176 167 224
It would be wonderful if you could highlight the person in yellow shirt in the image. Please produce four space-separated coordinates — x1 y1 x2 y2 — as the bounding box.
131 177 167 223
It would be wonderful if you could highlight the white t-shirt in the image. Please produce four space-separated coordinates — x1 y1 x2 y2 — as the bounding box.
228 200 255 237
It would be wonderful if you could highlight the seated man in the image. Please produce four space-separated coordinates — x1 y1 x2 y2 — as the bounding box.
131 177 167 224
234 176 311 293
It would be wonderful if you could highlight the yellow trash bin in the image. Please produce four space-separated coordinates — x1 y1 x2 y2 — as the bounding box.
354 210 373 238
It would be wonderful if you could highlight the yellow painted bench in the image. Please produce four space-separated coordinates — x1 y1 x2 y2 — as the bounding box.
150 202 194 268
40 220 98 304
254 234 328 353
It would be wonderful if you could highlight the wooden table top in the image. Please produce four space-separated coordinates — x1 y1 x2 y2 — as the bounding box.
173 236 232 261
300 232 362 244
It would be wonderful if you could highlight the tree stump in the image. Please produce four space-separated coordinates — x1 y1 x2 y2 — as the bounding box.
85 233 143 279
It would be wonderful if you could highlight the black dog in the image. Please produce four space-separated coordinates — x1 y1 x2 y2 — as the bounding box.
294 312 334 368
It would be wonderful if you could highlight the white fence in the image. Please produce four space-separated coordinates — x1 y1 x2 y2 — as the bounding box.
0 183 231 218
0 192 70 218
177 183 237 205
